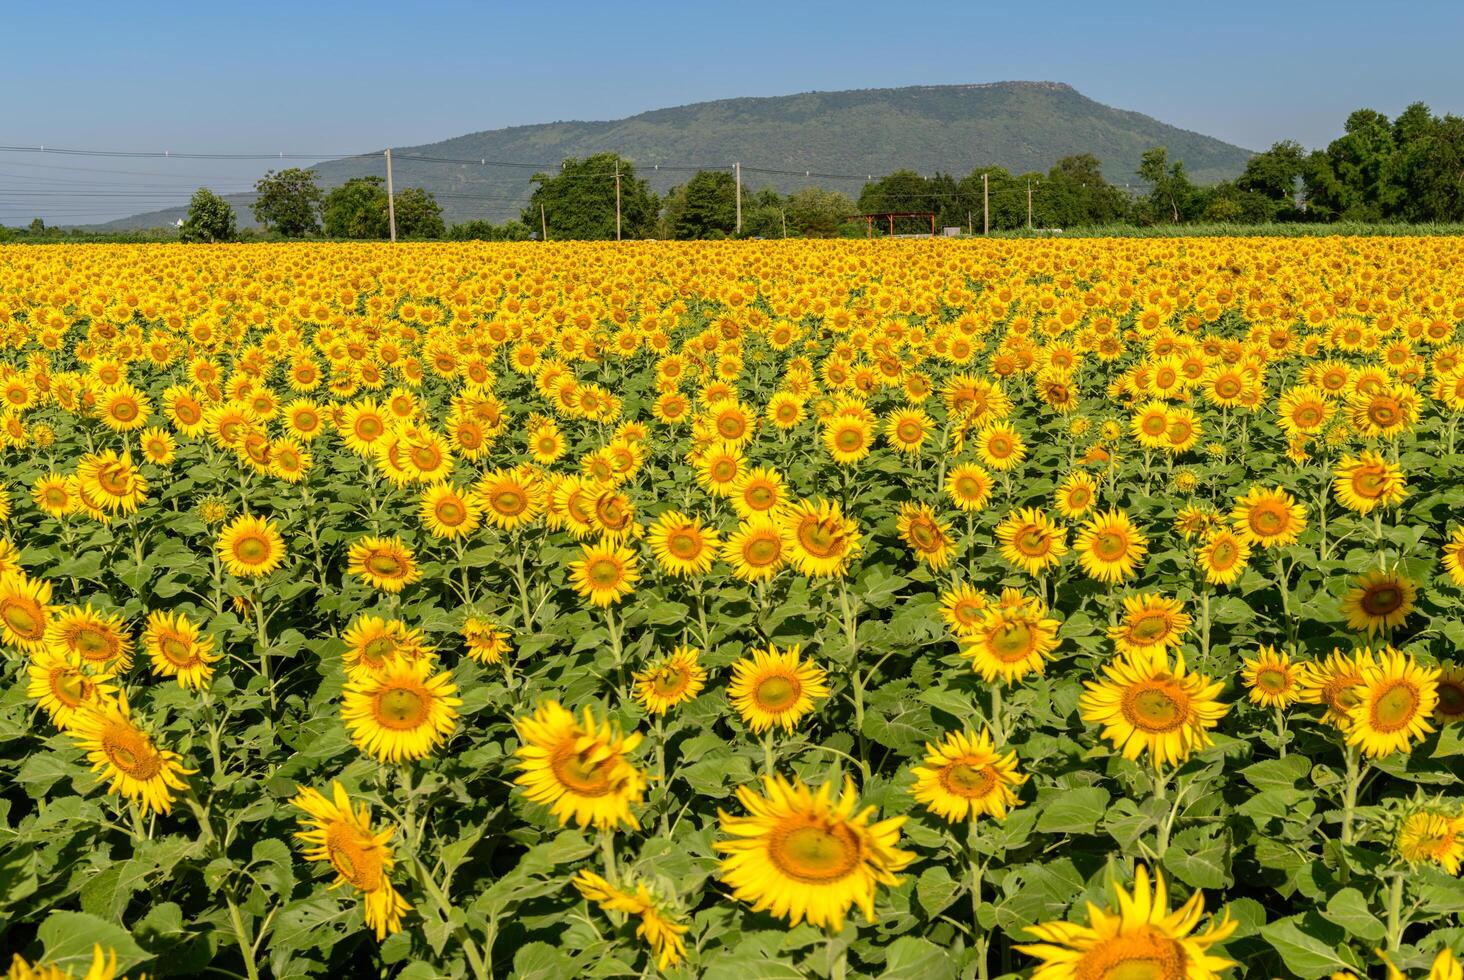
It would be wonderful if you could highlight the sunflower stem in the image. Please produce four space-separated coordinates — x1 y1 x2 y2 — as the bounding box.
599 828 619 887
512 530 534 629
252 587 275 715
967 822 990 980
762 731 776 775
1386 870 1406 953
225 895 262 980
1339 744 1364 851
989 686 1004 744
1274 706 1288 759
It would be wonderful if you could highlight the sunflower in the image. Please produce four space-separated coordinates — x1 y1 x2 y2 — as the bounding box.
722 517 787 582
1015 864 1236 980
1444 526 1464 587
1436 665 1464 724
26 647 117 727
513 700 646 830
1341 569 1417 637
1278 384 1334 435
0 569 54 652
138 610 217 689
340 399 389 455
632 645 706 715
780 498 862 579
292 780 412 940
1230 485 1307 549
945 462 995 512
569 541 640 607
1195 528 1251 587
884 408 932 454
341 615 432 680
1073 509 1148 584
1054 471 1100 519
1109 593 1191 656
1080 650 1228 767
727 644 829 734
823 416 874 465
1241 646 1311 708
896 502 955 570
31 472 78 519
45 604 133 672
75 449 148 515
962 592 1060 684
472 467 542 531
139 426 176 465
572 870 688 970
462 617 512 665
1300 648 1375 729
216 514 286 579
940 583 991 638
715 774 913 931
1333 451 1407 515
644 510 716 577
695 441 745 496
347 535 421 594
418 482 481 540
95 382 152 432
976 422 1026 471
1345 648 1439 758
729 465 786 519
1396 809 1464 874
995 507 1068 576
67 692 193 815
340 655 461 762
8 946 126 980
910 729 1027 822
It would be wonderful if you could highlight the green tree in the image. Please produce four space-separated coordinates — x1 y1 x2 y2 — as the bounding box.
393 187 446 240
785 187 855 237
666 170 737 239
522 153 658 240
323 177 390 239
857 170 938 232
448 219 532 241
1137 148 1197 224
1039 154 1129 227
1303 109 1399 221
958 167 1024 230
251 167 322 237
179 188 237 243
1393 105 1464 222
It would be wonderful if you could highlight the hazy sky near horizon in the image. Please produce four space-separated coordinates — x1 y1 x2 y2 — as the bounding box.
4 0 1462 223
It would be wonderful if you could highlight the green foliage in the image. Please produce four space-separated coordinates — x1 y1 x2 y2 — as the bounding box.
664 170 738 239
447 219 532 241
394 187 446 240
251 168 323 237
179 188 237 243
323 177 390 239
522 153 658 240
1137 147 1199 224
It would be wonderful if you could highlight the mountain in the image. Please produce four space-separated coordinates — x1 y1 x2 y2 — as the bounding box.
92 82 1254 230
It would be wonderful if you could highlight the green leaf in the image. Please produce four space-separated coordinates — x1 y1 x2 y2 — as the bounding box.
1321 888 1385 942
513 942 574 980
1163 828 1230 889
879 936 955 979
1034 787 1110 835
1240 755 1311 791
38 911 149 974
916 865 961 918
1261 915 1359 978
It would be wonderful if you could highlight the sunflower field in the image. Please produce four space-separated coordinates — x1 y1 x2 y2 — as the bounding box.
1 238 1463 980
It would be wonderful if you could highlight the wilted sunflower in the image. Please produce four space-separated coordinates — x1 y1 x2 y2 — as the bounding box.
1073 509 1148 584
46 604 133 672
1301 648 1376 729
633 645 706 715
569 541 640 607
780 498 862 578
462 617 512 665
1241 646 1311 708
67 692 194 815
647 510 719 577
1108 593 1191 656
910 728 1027 822
572 871 688 970
513 700 646 830
995 507 1068 576
340 656 461 762
1195 528 1251 587
216 514 286 578
75 449 148 515
1396 809 1464 875
1015 864 1236 980
715 775 913 932
26 647 117 727
727 643 829 734
962 591 1060 684
1333 451 1407 514
0 569 54 652
1080 650 1228 767
896 502 955 571
1345 648 1439 758
347 535 421 594
143 610 218 689
340 615 432 680
1341 569 1417 637
292 781 412 940
1230 485 1307 549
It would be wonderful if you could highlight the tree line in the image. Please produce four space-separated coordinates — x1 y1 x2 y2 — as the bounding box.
16 100 1459 243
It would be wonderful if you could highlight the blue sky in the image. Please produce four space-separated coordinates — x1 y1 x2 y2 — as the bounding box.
4 0 1462 223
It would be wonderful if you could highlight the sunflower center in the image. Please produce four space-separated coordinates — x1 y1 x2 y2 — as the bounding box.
768 820 862 884
1128 613 1172 645
234 534 269 564
587 558 623 588
101 722 163 780
51 668 88 705
1256 667 1289 693
1076 927 1186 980
711 459 737 482
362 635 399 663
2 598 42 639
367 554 404 577
754 674 800 710
374 686 428 730
1250 505 1285 535
745 484 776 510
989 620 1036 661
650 667 689 697
160 634 196 666
1369 681 1420 732
436 501 466 525
909 520 939 551
1093 531 1128 561
1122 681 1190 733
1361 584 1403 615
797 520 844 559
668 529 702 559
1437 681 1464 718
1353 470 1386 497
550 745 615 797
325 823 383 891
942 761 996 798
744 535 781 567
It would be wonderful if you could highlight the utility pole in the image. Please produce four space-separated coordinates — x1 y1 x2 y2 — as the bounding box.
1027 178 1034 230
982 172 989 235
967 211 972 236
614 162 622 242
540 203 547 241
734 162 742 234
384 148 397 242
780 209 787 238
